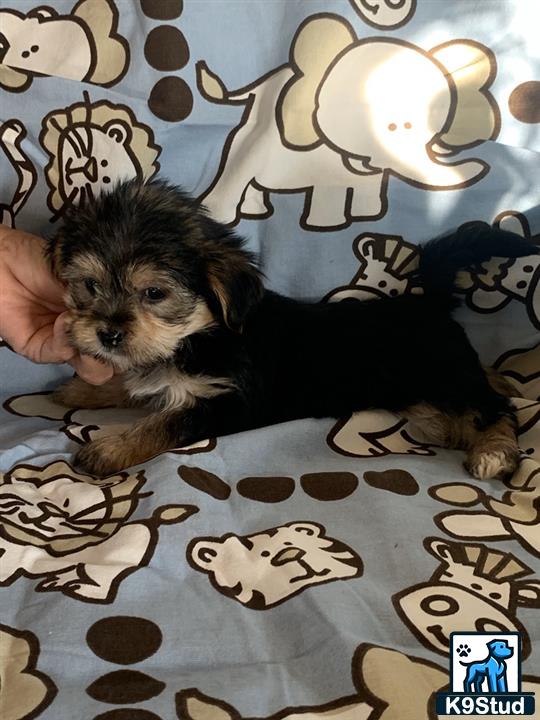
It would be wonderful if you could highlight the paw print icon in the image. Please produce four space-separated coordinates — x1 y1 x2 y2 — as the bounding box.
457 644 471 658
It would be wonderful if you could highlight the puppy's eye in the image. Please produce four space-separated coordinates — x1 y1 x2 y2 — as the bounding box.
84 278 99 296
144 287 167 302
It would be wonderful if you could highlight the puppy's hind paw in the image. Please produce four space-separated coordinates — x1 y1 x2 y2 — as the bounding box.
465 449 519 481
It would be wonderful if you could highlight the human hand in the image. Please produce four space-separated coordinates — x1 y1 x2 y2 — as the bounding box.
0 225 113 384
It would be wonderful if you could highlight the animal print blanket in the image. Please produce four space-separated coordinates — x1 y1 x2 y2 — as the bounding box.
0 1 539 719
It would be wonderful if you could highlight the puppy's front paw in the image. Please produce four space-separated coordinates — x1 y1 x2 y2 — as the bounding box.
51 379 79 407
75 437 127 477
52 376 103 409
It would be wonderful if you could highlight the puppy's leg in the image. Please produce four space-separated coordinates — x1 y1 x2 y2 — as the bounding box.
53 375 129 409
75 394 250 477
403 396 519 481
400 403 460 448
464 411 519 481
75 410 176 476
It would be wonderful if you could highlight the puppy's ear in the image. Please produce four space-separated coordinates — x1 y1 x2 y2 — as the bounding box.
206 244 264 332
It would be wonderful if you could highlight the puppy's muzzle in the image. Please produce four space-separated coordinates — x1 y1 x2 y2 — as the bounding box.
97 327 124 349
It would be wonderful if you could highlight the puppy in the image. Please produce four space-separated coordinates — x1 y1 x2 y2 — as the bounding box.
49 179 538 478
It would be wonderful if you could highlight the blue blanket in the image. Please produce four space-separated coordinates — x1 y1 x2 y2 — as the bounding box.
0 1 539 718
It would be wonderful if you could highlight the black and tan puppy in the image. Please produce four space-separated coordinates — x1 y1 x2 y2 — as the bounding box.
49 179 538 478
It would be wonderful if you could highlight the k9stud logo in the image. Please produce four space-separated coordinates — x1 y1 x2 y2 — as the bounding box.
436 633 535 715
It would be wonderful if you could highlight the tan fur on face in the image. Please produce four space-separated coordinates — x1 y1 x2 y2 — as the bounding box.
60 252 107 285
67 312 109 357
129 264 185 295
61 251 217 370
126 301 215 367
67 305 214 370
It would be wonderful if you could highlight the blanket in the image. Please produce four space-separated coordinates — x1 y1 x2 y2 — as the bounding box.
0 1 539 718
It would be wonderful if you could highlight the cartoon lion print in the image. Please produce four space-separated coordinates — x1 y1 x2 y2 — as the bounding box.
0 460 197 602
40 91 160 217
188 521 363 609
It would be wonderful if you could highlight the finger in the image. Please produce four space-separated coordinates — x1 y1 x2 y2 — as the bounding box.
20 313 75 364
1 228 66 309
70 354 114 385
48 312 77 362
54 313 113 384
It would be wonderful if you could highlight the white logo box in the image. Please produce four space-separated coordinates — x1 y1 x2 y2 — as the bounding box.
450 632 521 693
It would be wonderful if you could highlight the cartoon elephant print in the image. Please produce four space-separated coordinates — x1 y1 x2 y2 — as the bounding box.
198 14 498 230
0 0 129 92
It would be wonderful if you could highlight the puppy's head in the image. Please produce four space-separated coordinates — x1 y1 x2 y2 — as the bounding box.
48 179 263 370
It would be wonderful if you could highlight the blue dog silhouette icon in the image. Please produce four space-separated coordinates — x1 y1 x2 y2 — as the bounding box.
460 639 513 693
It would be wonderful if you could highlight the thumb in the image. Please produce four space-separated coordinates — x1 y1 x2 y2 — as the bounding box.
69 354 114 385
53 313 113 385
38 312 77 363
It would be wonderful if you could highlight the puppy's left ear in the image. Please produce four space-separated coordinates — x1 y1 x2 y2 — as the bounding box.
206 243 264 331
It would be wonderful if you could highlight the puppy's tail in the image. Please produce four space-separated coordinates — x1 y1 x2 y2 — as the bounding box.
418 222 538 304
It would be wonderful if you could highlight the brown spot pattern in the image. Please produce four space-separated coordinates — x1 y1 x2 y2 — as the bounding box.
509 81 540 124
86 617 162 664
144 26 189 71
140 0 183 19
363 469 419 495
236 476 295 502
87 670 165 704
148 76 193 122
178 466 231 500
95 711 163 720
300 472 358 500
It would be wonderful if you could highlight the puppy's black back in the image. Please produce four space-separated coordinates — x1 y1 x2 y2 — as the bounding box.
176 288 487 431
241 291 480 422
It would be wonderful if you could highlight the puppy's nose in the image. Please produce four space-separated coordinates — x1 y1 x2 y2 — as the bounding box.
98 328 124 349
